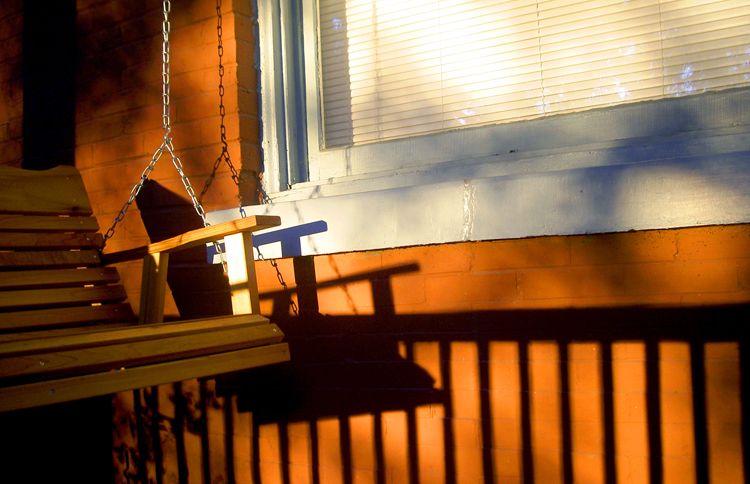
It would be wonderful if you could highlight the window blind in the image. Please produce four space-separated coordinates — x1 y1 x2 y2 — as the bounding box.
318 0 750 148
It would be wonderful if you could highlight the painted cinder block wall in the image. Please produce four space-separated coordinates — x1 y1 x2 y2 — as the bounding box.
112 224 749 483
1 1 748 483
267 226 749 484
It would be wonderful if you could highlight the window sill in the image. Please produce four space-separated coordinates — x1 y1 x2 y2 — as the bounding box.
209 126 750 258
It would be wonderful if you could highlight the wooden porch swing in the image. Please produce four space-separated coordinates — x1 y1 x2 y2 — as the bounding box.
0 1 289 412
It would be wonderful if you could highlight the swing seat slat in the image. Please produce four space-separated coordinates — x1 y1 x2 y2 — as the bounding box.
0 304 135 333
0 267 121 291
0 215 100 232
0 344 290 413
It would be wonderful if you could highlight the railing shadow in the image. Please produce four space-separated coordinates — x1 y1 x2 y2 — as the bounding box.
112 276 750 484
138 267 749 483
122 187 748 483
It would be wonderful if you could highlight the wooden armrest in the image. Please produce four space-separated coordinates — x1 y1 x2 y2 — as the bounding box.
148 215 281 253
102 215 281 264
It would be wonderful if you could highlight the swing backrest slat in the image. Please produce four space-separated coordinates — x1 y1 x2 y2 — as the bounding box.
0 165 92 216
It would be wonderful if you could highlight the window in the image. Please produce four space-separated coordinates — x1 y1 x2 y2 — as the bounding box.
256 0 750 191
220 0 750 257
319 0 750 148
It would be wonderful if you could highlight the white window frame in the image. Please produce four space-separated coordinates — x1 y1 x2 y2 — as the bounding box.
228 0 750 258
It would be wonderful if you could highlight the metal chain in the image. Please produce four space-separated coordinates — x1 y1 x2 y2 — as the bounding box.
254 247 299 316
194 0 297 315
161 0 171 137
102 0 210 248
102 147 164 245
251 176 298 315
159 0 207 227
165 140 208 225
251 174 297 314
198 0 242 205
256 173 273 205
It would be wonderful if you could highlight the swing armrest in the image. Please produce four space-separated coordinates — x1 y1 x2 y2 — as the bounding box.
102 215 281 264
148 215 281 254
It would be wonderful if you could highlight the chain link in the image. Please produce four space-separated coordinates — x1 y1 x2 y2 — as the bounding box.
251 180 296 315
161 0 172 137
164 140 208 226
102 0 210 248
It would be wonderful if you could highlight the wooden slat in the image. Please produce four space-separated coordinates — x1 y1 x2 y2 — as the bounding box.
0 165 289 413
0 232 102 250
149 216 281 254
0 214 99 232
0 304 134 333
0 323 284 379
0 313 271 354
0 249 101 269
0 285 127 311
0 165 92 215
101 215 282 264
0 267 120 290
2 325 140 346
0 343 290 412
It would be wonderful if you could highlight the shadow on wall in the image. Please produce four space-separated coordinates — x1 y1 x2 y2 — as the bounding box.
112 182 750 484
116 257 750 484
108 176 750 484
22 0 76 169
22 0 173 169
231 284 749 484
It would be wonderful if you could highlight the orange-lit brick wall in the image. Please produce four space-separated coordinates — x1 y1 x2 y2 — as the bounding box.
0 1 22 168
115 224 749 483
73 0 259 312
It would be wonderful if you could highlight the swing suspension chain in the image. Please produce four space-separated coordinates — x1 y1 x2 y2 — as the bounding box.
161 0 171 138
158 0 208 227
102 0 209 248
199 0 297 315
254 247 299 316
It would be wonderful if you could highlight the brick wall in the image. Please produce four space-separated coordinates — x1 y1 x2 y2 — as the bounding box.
0 1 22 168
114 224 749 483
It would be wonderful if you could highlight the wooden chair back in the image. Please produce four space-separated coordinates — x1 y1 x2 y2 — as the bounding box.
0 166 289 412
